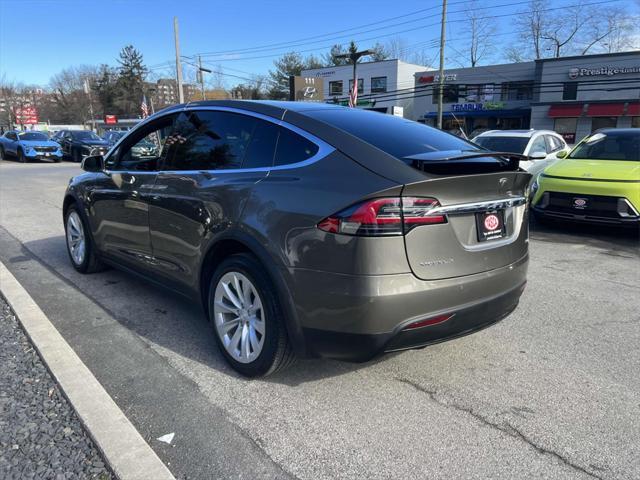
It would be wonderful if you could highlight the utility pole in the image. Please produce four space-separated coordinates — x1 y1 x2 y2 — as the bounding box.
84 78 95 132
196 56 211 101
174 17 185 104
335 47 374 107
437 0 448 129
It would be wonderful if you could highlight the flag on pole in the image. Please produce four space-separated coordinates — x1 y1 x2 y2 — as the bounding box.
348 84 358 108
141 95 149 118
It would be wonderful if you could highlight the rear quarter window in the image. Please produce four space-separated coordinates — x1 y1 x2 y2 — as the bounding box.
274 127 319 167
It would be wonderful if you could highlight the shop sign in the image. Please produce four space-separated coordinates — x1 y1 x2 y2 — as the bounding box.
568 65 640 79
451 101 505 112
290 76 324 102
418 73 457 83
104 114 118 124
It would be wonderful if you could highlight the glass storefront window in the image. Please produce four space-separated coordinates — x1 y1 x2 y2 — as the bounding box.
631 117 640 128
500 82 533 101
554 117 577 144
371 76 387 93
432 85 459 104
329 81 343 96
591 116 617 132
562 82 578 100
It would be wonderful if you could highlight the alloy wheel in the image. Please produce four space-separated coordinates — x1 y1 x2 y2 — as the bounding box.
213 271 266 364
66 211 86 266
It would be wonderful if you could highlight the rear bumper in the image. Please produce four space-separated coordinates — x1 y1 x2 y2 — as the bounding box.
289 253 528 361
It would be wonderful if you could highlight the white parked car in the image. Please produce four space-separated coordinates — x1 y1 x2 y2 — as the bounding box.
471 130 570 177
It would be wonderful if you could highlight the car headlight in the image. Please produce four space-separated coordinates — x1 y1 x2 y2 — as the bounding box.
530 173 542 196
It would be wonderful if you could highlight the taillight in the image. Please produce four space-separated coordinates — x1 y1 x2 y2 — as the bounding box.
317 197 446 236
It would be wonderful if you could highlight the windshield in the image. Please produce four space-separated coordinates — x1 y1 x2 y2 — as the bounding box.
569 132 640 161
18 132 49 141
473 136 529 154
71 131 102 141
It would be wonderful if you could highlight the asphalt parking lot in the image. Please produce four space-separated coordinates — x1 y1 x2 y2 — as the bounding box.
1 160 638 480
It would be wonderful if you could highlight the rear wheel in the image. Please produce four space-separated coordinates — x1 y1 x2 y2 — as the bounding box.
64 204 104 273
0 146 5 160
208 253 295 377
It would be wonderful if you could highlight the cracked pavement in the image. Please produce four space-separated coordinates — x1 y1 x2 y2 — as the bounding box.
1 161 638 479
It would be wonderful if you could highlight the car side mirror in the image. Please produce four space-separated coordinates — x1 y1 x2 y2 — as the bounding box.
81 155 104 172
529 151 547 160
555 150 568 159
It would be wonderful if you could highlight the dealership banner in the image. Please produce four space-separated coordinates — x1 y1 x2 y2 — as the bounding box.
14 106 39 125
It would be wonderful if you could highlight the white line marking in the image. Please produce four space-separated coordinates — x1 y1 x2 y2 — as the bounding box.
0 262 176 480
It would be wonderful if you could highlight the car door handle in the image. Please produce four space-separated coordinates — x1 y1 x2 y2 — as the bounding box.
122 174 136 184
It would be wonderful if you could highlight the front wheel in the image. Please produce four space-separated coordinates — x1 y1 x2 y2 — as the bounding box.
64 204 104 273
17 149 26 163
208 253 295 377
72 149 81 163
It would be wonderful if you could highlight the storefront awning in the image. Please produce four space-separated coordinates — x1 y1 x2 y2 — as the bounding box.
586 103 625 117
548 104 584 117
423 109 530 118
627 103 640 116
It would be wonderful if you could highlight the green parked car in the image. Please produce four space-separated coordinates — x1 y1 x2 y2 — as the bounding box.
531 129 640 227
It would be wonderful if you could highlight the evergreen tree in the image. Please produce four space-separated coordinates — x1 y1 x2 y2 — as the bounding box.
266 52 305 100
94 64 120 115
115 45 148 116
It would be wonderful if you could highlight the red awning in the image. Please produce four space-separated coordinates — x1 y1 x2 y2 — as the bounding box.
548 104 583 117
586 103 625 117
627 103 640 116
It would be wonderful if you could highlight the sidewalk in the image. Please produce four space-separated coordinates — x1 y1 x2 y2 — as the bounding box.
0 298 112 480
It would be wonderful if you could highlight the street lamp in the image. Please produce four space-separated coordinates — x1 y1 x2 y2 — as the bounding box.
335 48 374 107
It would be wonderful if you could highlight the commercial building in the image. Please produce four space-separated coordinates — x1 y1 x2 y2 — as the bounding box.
530 51 640 143
412 61 537 136
412 50 640 142
301 59 430 118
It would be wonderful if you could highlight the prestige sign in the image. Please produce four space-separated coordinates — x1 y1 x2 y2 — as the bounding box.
568 65 640 79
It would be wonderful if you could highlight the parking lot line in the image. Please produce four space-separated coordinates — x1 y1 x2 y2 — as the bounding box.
0 261 176 480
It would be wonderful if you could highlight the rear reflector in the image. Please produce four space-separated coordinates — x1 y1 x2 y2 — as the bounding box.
402 314 454 330
317 197 446 236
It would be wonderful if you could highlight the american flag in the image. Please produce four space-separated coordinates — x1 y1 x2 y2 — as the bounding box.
348 83 357 108
141 95 149 118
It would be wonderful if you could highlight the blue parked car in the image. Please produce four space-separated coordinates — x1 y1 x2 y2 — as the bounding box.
0 130 63 163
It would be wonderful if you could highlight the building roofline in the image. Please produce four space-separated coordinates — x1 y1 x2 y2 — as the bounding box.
535 50 640 63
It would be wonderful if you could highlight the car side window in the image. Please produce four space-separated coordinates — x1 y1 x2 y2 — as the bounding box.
163 111 259 171
242 120 279 169
106 115 175 172
7 132 17 140
529 136 547 155
273 127 319 167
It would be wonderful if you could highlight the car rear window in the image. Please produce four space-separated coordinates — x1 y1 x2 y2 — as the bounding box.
305 107 479 159
473 136 529 154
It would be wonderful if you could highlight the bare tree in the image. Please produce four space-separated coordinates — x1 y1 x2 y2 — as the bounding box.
541 5 590 58
465 0 497 67
512 0 547 60
383 37 411 61
581 7 640 54
48 65 99 124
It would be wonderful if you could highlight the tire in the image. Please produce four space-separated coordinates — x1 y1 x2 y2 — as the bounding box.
72 148 81 163
208 253 295 377
17 148 26 163
64 204 105 273
0 146 5 160
54 158 62 163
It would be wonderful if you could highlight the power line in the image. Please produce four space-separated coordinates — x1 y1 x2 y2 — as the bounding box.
187 0 621 63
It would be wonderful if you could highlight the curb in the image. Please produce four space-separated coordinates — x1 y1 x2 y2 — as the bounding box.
0 262 176 480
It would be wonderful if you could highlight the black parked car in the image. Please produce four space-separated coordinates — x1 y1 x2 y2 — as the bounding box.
62 101 530 377
56 130 110 162
102 130 126 146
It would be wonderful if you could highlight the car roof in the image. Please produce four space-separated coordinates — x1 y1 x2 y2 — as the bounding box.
593 128 640 136
475 129 560 138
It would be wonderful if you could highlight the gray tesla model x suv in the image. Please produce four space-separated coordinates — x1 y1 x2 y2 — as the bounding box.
63 101 530 377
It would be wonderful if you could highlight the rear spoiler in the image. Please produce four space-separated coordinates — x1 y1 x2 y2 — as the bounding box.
407 151 528 174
